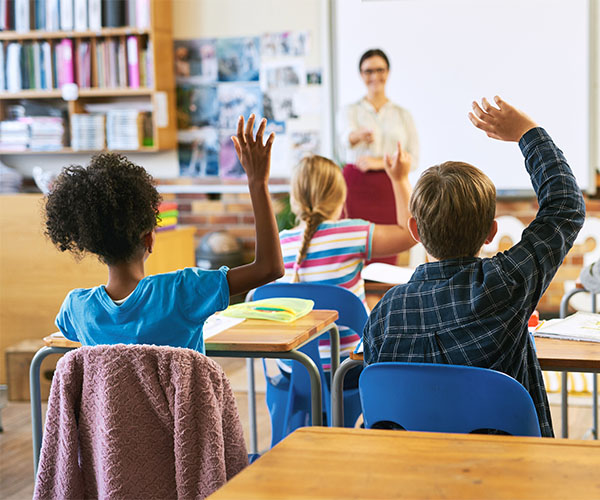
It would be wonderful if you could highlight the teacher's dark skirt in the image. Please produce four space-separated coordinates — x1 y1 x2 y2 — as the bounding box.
343 163 398 265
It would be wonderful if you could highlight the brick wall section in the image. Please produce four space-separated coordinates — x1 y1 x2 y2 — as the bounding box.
161 186 599 316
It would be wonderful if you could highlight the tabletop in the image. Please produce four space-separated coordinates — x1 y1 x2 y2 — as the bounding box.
43 309 339 353
209 426 600 500
349 337 600 372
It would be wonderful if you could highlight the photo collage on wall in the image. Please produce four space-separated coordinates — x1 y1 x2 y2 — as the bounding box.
175 31 321 179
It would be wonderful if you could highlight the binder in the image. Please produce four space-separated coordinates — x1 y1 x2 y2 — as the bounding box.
56 38 74 87
32 41 41 89
60 0 73 30
74 0 87 31
117 37 126 86
107 38 117 87
125 0 134 26
15 0 30 32
135 0 148 29
126 35 139 88
0 42 5 91
34 0 46 30
76 40 91 87
45 0 59 30
87 0 101 30
102 0 123 27
41 41 52 88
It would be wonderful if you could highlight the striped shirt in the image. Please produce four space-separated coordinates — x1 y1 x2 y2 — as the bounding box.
278 219 374 371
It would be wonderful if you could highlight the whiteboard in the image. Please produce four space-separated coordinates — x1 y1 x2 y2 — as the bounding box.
333 0 591 193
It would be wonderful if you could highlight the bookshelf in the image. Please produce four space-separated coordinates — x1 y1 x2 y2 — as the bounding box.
0 0 176 153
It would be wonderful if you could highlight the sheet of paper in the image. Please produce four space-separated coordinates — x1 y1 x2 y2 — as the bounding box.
534 312 600 343
361 263 415 284
203 314 245 339
51 331 65 338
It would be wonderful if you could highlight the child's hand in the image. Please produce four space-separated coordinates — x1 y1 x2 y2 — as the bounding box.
469 96 537 142
231 114 275 185
384 141 412 182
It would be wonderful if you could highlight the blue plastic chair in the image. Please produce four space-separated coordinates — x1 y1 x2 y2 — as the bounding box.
254 283 368 446
359 362 541 437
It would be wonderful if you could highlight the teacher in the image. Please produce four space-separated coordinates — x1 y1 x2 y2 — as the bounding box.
337 48 419 264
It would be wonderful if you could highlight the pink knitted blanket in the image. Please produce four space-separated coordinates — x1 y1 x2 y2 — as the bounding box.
34 344 248 499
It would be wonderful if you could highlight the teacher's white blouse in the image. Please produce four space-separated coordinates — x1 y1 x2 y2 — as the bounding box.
337 98 419 170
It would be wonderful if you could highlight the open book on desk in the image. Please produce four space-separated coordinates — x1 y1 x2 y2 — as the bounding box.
534 312 600 343
361 263 415 285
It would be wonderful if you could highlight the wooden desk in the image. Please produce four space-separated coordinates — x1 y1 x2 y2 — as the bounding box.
0 194 196 383
209 426 600 500
332 337 600 427
30 310 339 471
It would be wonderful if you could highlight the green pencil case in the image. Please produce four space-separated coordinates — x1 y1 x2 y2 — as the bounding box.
222 298 314 323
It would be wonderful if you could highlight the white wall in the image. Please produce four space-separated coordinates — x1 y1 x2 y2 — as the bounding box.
333 0 593 193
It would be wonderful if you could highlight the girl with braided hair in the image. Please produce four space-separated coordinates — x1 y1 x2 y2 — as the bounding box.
277 143 415 385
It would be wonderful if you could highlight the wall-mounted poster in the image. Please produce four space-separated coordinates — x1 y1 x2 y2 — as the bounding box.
217 83 263 130
217 37 260 82
260 60 306 91
261 31 310 58
174 39 218 84
178 128 220 177
176 84 219 129
219 132 245 179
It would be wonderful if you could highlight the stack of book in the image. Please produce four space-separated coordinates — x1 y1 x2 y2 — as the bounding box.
70 113 105 150
106 109 138 149
0 120 29 151
22 116 64 150
156 201 178 231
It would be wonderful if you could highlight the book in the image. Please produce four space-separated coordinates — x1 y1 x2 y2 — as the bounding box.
14 0 29 32
124 0 134 26
74 0 87 31
87 0 100 30
134 0 148 29
41 41 52 88
76 40 91 87
126 35 139 87
117 36 126 86
56 38 74 87
534 312 600 343
59 0 73 30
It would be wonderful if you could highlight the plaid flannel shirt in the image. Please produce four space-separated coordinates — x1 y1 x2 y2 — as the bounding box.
363 127 586 437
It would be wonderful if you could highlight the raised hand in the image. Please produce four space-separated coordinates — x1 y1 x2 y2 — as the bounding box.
231 114 275 185
468 96 537 142
384 141 412 182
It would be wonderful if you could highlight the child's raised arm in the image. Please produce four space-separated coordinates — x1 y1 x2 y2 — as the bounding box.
226 115 284 296
370 141 416 258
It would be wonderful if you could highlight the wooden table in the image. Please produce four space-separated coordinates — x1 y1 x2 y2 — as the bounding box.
331 337 600 428
29 310 339 472
209 426 600 499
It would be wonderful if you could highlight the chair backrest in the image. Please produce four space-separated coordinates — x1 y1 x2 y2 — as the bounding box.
34 344 248 499
359 362 541 437
253 282 368 334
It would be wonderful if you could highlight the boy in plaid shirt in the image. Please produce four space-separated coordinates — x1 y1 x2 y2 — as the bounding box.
363 97 585 437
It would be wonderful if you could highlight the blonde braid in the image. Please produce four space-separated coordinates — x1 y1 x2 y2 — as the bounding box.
293 213 324 282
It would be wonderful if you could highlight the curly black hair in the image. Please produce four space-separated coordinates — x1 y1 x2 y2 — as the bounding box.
45 153 162 265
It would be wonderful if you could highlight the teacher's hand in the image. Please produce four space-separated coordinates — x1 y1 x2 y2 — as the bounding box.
349 127 374 146
384 141 412 182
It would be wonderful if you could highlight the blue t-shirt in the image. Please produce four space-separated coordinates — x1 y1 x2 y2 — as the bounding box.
55 267 229 354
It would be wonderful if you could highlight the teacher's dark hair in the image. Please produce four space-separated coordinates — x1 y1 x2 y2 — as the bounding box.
359 49 390 72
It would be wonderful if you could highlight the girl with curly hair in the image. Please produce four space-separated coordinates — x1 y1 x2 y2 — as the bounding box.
46 115 283 352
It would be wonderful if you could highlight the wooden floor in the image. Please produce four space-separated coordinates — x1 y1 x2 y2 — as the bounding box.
0 359 596 500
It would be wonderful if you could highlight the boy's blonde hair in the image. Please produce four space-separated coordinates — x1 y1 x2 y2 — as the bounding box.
290 155 346 282
410 161 496 260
